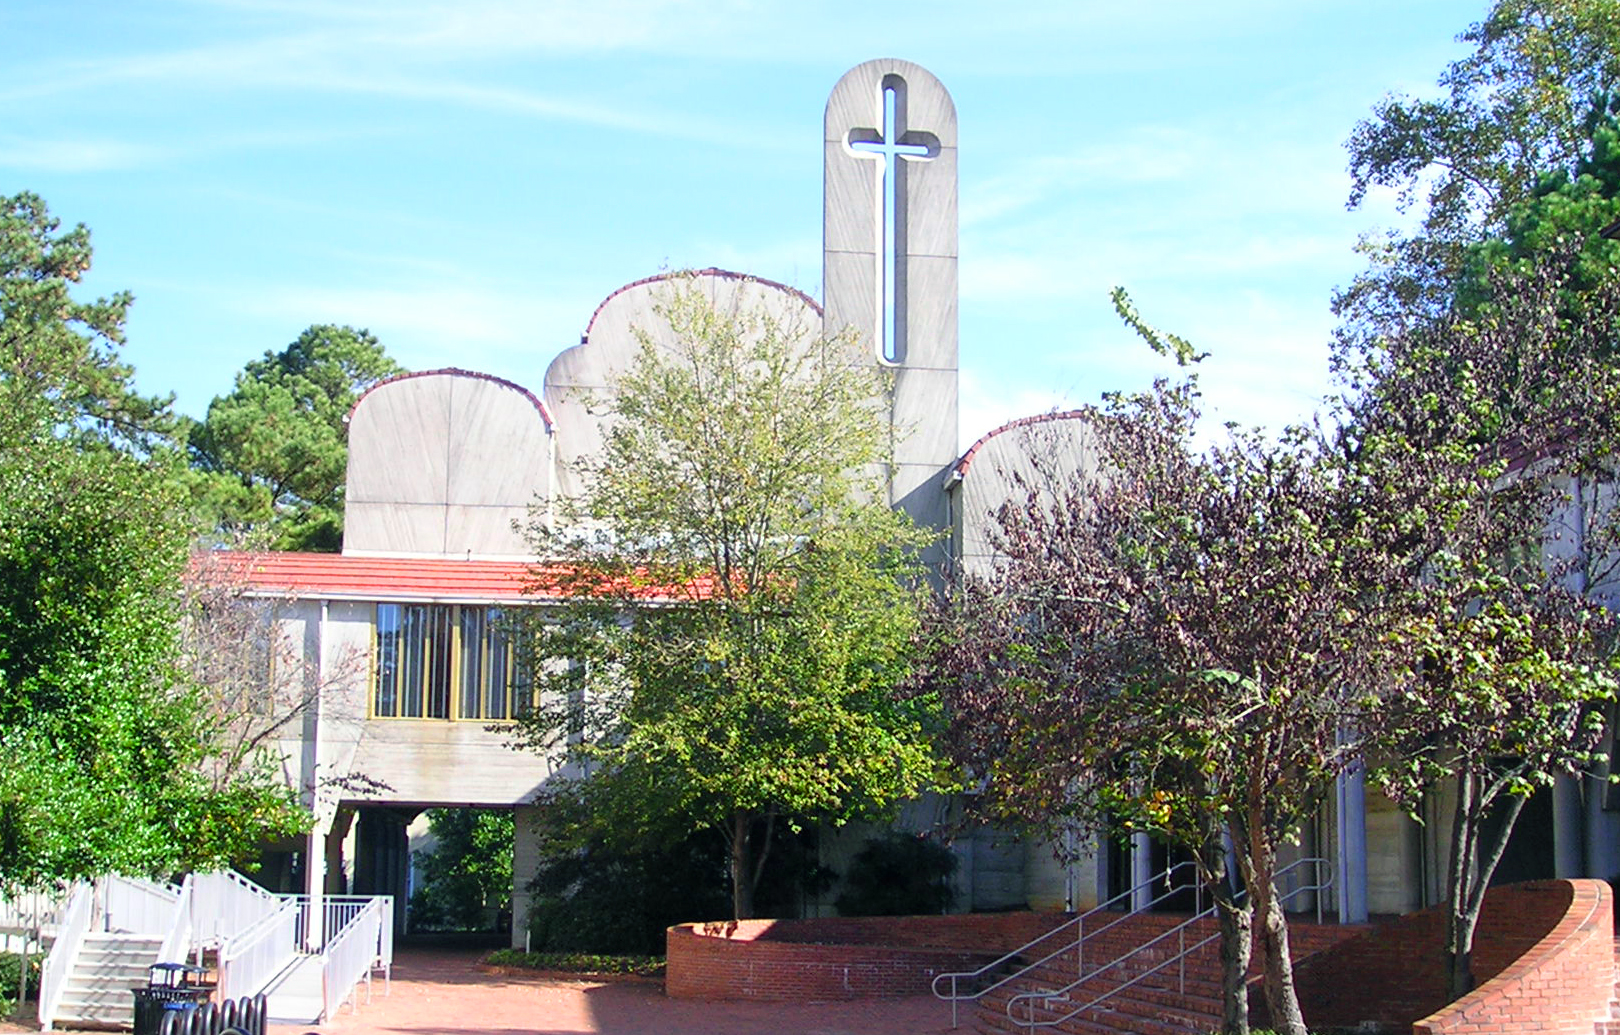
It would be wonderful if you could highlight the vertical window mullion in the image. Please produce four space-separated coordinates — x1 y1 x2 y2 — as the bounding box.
403 606 424 717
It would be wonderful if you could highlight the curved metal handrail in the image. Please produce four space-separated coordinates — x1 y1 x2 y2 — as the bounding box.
1005 856 1334 1030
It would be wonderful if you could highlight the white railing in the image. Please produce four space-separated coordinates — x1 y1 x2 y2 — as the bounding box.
0 884 69 957
1005 857 1334 1030
0 885 68 937
932 860 1202 1028
99 875 180 934
218 901 299 1001
320 897 383 1020
156 875 195 965
288 894 394 962
38 883 92 1031
189 871 281 948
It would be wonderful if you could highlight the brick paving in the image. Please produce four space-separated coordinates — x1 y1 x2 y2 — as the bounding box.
270 948 957 1035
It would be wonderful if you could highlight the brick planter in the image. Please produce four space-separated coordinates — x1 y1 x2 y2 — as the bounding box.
665 913 1066 1001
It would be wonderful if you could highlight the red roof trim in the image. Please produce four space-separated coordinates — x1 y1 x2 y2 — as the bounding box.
194 551 712 604
346 368 554 430
953 409 1091 480
583 268 824 341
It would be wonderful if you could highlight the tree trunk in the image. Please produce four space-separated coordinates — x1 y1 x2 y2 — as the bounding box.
1200 830 1251 1035
730 811 756 919
1444 771 1528 1000
1213 876 1252 1035
1242 817 1305 1035
1442 770 1477 1000
1257 887 1305 1035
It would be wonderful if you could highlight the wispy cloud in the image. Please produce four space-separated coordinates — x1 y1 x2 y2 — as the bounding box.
0 136 173 173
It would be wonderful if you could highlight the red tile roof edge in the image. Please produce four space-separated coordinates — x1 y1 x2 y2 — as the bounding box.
190 551 714 604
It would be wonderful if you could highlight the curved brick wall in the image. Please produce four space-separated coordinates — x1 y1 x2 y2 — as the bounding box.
1288 879 1613 1034
665 913 1065 1001
1415 879 1612 1034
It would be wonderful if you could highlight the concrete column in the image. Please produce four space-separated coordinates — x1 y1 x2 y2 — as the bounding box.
304 829 325 951
1094 830 1111 908
1553 773 1585 878
1586 769 1616 882
1130 831 1152 912
1335 761 1369 923
511 805 542 949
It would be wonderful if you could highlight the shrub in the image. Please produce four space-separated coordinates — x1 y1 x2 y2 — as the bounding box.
834 833 956 916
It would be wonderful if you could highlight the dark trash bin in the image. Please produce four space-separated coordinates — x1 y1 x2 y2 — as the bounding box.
132 963 214 1035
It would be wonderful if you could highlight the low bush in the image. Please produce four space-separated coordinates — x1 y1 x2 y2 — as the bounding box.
484 949 664 978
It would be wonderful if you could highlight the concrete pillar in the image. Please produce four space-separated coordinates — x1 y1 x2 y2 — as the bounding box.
511 805 542 949
1553 772 1585 878
304 829 325 951
1586 769 1617 882
1335 761 1369 923
1094 830 1112 908
1130 831 1152 912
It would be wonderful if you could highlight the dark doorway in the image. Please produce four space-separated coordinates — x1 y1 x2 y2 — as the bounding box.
1104 832 1199 912
1483 786 1555 887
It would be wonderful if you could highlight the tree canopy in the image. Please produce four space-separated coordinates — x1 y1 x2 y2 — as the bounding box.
186 324 402 551
1340 0 1620 338
0 192 174 452
927 361 1384 1034
511 280 945 919
0 192 304 888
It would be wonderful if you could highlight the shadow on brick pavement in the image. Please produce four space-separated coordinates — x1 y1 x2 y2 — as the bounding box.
270 948 957 1035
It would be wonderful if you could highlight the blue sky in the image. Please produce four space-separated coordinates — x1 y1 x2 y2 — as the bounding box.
3 0 1485 446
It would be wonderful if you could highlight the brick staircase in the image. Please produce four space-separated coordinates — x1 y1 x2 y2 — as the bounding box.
971 915 1354 1035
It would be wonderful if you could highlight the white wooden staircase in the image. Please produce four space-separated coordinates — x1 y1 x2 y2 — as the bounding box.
35 874 392 1031
52 933 163 1029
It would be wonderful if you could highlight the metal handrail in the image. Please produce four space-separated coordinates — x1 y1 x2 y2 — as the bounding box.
932 860 1202 1028
218 900 299 1001
1005 857 1334 1030
320 897 383 1020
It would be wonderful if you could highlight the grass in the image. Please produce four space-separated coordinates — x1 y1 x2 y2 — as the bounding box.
483 949 665 978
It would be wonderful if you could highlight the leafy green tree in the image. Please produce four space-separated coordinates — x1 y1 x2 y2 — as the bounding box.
511 280 944 920
927 355 1390 1035
1340 0 1620 341
186 325 402 551
409 809 513 932
0 423 305 887
1342 257 1620 999
0 191 173 451
0 192 303 888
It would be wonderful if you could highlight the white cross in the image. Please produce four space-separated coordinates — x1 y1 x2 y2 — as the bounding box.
848 79 940 365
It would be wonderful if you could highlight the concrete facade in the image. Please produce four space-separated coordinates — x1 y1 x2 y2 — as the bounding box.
231 57 1599 953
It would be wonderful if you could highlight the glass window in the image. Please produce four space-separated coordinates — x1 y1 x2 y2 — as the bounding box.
374 604 530 720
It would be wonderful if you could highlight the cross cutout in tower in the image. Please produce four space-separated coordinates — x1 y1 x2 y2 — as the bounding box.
847 77 940 365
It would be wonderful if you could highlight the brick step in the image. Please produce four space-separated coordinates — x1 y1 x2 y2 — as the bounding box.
1014 959 1224 1002
977 997 1211 1035
979 979 1222 1035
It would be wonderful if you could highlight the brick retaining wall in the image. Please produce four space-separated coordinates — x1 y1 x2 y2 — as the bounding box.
1287 879 1612 1034
665 912 1065 1000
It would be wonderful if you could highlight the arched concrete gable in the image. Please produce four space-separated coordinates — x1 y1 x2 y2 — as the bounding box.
949 410 1101 577
345 369 554 558
542 268 824 504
